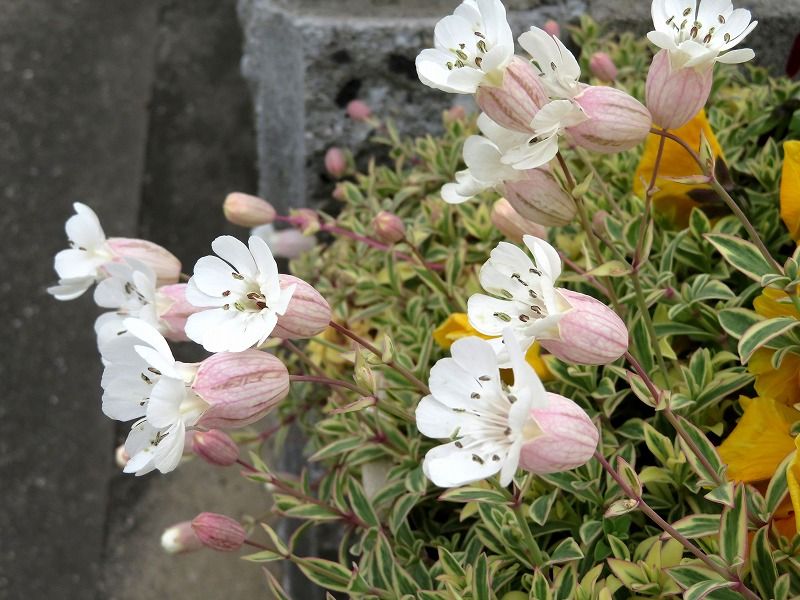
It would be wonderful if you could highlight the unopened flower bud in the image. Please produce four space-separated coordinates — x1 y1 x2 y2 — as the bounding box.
589 52 618 83
192 429 239 467
502 167 576 227
444 104 468 124
223 192 276 227
519 393 598 473
156 283 202 342
252 224 317 259
543 20 560 39
161 521 203 555
106 238 181 285
476 57 549 133
569 86 652 153
346 99 372 121
115 444 129 469
324 147 347 178
272 274 332 339
540 289 628 365
592 210 609 236
646 49 713 130
491 198 547 243
371 211 406 244
191 513 246 552
194 350 290 429
332 183 347 201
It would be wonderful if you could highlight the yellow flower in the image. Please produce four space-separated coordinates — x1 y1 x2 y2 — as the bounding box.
750 288 800 405
780 141 800 240
634 110 724 228
433 313 552 381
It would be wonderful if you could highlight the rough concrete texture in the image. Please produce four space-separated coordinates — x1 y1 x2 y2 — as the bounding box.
1 1 265 598
239 0 797 213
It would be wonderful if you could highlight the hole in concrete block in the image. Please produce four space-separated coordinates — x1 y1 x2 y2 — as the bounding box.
335 78 362 107
387 53 417 80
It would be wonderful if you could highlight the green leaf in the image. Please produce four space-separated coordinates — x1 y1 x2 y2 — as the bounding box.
604 498 639 517
676 416 726 486
242 550 284 563
438 547 466 580
765 453 792 515
283 503 341 521
439 486 510 504
705 233 777 282
472 554 491 600
260 523 289 556
667 564 726 590
774 573 790 600
529 491 557 526
719 484 747 569
547 538 584 565
616 457 642 496
738 317 800 363
309 436 365 462
705 482 735 507
718 308 762 339
262 568 292 600
389 493 420 534
749 527 778 598
643 423 674 466
667 514 721 540
295 557 352 592
683 581 737 600
586 260 632 277
347 478 380 529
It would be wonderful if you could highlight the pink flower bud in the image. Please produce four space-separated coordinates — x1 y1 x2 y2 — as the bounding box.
371 211 406 245
194 350 290 429
115 444 129 468
543 20 561 39
324 147 347 178
519 392 598 474
540 289 628 365
475 57 549 133
569 86 652 154
192 429 239 467
502 167 576 227
491 198 547 243
161 521 204 555
272 274 332 339
223 192 276 227
592 210 609 236
156 283 202 342
191 513 246 552
106 238 181 285
589 52 617 83
444 104 468 124
290 208 320 234
332 183 347 201
645 49 713 130
346 99 372 121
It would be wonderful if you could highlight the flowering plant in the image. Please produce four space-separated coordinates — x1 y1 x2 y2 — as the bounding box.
49 2 800 598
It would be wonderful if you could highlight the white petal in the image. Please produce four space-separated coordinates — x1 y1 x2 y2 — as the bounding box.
523 236 562 281
212 235 257 277
716 47 755 64
423 441 503 487
146 377 186 428
467 294 526 336
450 336 499 379
498 438 522 486
67 203 106 248
124 318 175 365
191 255 242 297
415 396 471 439
54 248 97 279
503 328 546 410
428 358 483 409
503 134 560 171
184 308 236 349
47 277 94 301
249 236 278 282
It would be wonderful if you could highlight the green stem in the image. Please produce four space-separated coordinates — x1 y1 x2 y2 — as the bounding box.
512 503 546 567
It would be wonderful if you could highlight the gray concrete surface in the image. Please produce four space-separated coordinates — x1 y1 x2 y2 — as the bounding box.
0 1 266 598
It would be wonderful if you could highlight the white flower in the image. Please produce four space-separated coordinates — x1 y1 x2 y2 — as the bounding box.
648 0 757 70
48 203 113 300
518 26 583 99
185 236 296 353
416 0 514 94
101 318 206 476
467 236 569 364
93 259 161 347
415 331 548 487
442 113 530 203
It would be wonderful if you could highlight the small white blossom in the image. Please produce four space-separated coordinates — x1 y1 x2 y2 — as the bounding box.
648 0 757 69
416 331 548 487
467 236 569 364
185 236 296 353
48 203 113 300
416 0 514 94
101 318 206 476
518 26 583 99
93 259 161 347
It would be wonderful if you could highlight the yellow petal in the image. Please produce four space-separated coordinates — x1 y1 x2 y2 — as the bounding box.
525 341 553 382
749 349 800 407
433 313 490 350
718 397 800 482
780 141 800 241
753 287 799 320
788 437 800 531
634 110 724 228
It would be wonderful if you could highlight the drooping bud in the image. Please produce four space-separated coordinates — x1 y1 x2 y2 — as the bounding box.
251 224 317 259
371 211 406 245
271 274 332 339
543 20 561 39
569 86 652 153
324 147 347 178
156 283 202 342
223 192 277 228
592 210 609 236
192 429 239 467
191 513 246 552
490 198 547 243
194 350 290 429
589 52 618 83
645 49 713 130
519 393 598 474
475 57 549 133
540 289 628 365
161 521 204 555
106 238 181 285
502 167 576 227
346 99 372 122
